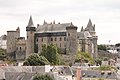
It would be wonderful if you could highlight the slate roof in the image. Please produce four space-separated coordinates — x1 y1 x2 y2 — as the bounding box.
51 66 73 75
32 66 45 73
85 19 95 32
27 16 35 27
72 69 117 79
77 31 92 39
0 66 32 72
5 72 56 80
5 72 36 80
36 23 71 33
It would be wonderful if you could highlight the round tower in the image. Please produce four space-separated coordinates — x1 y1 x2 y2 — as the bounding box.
66 22 78 54
26 16 36 58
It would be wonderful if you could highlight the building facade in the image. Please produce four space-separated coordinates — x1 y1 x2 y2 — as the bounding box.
26 16 98 58
0 35 7 49
7 27 26 60
7 16 98 60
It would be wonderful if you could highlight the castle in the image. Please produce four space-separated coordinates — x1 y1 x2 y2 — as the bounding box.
7 16 98 60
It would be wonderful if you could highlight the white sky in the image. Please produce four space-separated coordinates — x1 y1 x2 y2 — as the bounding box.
0 0 120 44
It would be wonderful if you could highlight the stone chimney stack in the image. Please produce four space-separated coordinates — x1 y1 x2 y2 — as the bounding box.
76 67 81 80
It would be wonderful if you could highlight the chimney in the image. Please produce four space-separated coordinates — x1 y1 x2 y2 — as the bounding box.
76 67 81 80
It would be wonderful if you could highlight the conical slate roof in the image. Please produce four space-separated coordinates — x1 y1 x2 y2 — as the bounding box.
81 26 84 31
27 16 34 27
85 19 95 32
87 19 92 27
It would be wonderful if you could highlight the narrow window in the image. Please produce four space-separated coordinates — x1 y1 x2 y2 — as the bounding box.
36 38 38 42
41 38 43 42
64 37 66 41
51 38 53 41
55 37 57 41
60 37 62 41
60 43 61 47
68 33 70 36
20 47 21 51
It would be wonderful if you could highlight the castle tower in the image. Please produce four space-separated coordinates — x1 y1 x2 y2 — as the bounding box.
66 22 78 54
7 27 20 59
85 19 98 58
26 16 36 58
85 19 96 36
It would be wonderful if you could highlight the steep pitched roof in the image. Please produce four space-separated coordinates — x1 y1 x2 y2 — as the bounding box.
87 19 92 28
27 16 34 27
36 23 71 33
81 26 84 31
77 31 92 39
85 19 95 32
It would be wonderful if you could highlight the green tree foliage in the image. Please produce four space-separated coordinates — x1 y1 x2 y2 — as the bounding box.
115 43 120 47
40 44 61 65
33 74 54 80
98 45 107 51
95 58 102 66
23 54 50 66
75 51 94 64
0 48 6 60
95 65 116 71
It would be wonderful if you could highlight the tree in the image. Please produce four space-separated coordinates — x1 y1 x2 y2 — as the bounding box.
95 58 102 66
23 54 50 66
40 44 61 65
0 48 6 60
33 74 54 80
98 45 107 51
115 43 120 47
75 51 94 64
95 65 117 71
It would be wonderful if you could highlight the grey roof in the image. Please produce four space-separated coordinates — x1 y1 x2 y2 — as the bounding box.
85 19 95 32
51 66 73 75
1 66 32 72
5 72 55 80
77 31 92 39
0 66 46 80
81 70 117 79
36 23 71 33
27 16 35 27
72 69 117 79
0 35 7 40
5 72 35 80
32 66 45 73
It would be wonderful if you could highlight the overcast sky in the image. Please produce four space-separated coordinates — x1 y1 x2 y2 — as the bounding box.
0 0 120 44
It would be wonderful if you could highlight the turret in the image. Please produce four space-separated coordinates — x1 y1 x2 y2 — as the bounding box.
85 19 98 58
85 19 96 36
26 16 36 58
16 27 20 33
81 26 84 31
66 22 78 54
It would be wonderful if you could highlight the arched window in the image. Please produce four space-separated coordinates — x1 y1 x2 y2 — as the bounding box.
20 47 21 51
